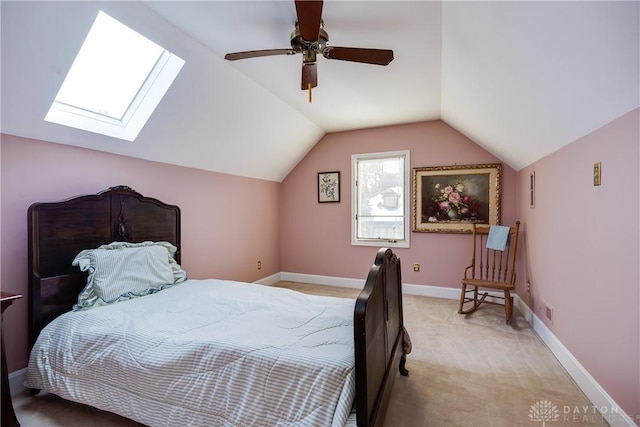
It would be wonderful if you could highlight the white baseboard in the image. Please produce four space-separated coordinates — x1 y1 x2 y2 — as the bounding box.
13 272 636 426
277 272 365 289
253 272 282 286
277 271 507 302
515 298 636 427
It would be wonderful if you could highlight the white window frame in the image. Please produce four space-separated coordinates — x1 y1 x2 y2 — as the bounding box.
351 150 411 248
44 11 185 142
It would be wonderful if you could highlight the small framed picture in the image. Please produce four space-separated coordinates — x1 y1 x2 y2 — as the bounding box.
318 171 340 203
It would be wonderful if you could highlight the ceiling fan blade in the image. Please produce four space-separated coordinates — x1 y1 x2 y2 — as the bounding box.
323 46 394 65
225 49 296 61
301 62 318 90
295 0 323 42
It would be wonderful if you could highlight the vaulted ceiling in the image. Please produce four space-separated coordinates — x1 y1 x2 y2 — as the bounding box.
2 1 638 182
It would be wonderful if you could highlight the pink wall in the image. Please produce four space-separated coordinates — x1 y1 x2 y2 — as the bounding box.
281 115 640 418
0 134 281 371
280 120 518 286
3 113 638 418
516 108 640 418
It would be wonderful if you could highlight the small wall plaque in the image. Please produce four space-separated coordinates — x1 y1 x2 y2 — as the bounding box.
593 162 602 186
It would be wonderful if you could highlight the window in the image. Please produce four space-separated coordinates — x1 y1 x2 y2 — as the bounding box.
352 150 410 248
45 11 185 141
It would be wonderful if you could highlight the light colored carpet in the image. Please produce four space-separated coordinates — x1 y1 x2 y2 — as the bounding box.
12 281 607 427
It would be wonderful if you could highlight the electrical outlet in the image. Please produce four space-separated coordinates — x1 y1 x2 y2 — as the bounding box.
527 281 531 293
257 260 262 270
413 263 420 272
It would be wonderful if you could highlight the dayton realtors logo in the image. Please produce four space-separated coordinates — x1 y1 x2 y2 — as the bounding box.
529 400 560 426
530 399 626 425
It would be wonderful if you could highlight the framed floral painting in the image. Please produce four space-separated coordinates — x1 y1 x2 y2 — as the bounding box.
412 163 502 233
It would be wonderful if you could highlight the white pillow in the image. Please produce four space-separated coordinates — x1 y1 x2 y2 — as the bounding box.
72 241 187 310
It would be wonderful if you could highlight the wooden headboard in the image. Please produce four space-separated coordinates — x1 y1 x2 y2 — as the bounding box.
27 186 181 348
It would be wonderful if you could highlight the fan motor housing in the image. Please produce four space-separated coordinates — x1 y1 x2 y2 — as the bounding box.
290 25 328 53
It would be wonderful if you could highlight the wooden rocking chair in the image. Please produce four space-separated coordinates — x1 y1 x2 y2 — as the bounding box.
458 221 520 324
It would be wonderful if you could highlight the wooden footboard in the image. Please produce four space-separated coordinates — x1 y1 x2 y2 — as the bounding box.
354 248 406 427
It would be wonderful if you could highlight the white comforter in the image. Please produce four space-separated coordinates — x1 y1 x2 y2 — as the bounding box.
26 279 357 427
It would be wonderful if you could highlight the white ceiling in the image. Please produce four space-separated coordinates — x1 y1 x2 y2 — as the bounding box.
2 1 638 182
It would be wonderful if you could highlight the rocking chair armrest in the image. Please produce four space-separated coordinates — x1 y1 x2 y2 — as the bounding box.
463 265 473 278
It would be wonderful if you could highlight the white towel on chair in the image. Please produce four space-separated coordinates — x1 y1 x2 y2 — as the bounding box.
486 225 510 251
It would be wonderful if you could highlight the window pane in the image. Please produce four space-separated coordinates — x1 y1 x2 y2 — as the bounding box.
356 155 405 241
54 11 164 120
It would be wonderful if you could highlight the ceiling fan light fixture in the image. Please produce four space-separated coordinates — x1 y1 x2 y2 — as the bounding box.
303 50 317 64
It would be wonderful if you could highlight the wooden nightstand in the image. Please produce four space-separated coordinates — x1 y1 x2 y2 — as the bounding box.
1 291 22 427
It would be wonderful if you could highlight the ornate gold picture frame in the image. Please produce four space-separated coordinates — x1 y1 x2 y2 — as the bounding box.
412 163 502 233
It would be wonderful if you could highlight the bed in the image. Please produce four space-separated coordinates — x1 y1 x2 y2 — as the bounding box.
25 186 408 427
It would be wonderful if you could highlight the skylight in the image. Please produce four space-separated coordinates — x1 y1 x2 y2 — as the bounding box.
45 11 185 141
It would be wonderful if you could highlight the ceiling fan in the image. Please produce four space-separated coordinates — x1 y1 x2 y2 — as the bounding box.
224 0 394 98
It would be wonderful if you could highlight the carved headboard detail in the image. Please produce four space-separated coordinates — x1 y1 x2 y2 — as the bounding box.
114 202 132 241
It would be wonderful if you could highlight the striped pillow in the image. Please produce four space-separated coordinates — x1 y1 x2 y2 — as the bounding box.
72 241 187 310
